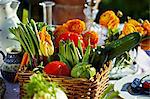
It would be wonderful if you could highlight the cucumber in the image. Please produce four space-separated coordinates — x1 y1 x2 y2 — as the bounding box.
90 32 141 71
89 46 108 71
105 32 141 60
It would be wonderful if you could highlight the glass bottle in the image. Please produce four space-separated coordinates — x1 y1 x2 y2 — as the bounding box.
39 1 55 25
84 0 106 45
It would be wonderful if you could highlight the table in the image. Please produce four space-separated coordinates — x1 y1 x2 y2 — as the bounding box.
1 48 150 99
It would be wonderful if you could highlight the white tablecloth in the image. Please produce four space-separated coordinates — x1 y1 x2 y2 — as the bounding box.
1 48 150 99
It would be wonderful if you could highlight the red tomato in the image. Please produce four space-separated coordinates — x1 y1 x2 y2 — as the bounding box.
82 31 99 48
44 61 71 76
55 32 85 48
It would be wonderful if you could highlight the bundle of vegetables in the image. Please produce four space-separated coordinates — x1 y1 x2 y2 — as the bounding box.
44 18 142 79
24 73 68 99
9 20 54 69
10 11 144 80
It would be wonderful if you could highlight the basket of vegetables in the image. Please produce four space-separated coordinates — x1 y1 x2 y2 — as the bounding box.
9 10 144 99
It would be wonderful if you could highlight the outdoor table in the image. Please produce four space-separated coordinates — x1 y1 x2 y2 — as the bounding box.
1 48 150 99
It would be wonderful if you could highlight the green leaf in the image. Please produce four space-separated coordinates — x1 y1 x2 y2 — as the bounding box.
24 73 60 99
71 63 85 78
26 24 40 54
88 67 96 78
100 84 114 99
59 41 66 57
82 45 91 63
58 54 71 69
106 91 119 99
18 26 34 57
71 42 79 62
70 49 79 65
78 40 83 57
20 23 36 55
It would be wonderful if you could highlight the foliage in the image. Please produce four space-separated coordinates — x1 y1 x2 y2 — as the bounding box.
24 73 60 99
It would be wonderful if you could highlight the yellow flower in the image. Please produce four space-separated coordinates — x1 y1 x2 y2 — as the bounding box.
121 19 146 37
39 26 54 56
128 19 141 27
122 22 137 36
99 10 120 30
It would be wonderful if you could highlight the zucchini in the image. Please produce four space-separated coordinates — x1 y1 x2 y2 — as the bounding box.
90 32 141 71
89 46 108 71
105 32 141 61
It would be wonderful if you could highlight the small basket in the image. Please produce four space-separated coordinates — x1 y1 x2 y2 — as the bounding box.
18 62 112 99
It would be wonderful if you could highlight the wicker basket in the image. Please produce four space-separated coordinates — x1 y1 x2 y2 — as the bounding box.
18 62 112 99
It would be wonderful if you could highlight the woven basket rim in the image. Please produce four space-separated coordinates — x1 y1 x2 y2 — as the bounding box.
17 61 112 83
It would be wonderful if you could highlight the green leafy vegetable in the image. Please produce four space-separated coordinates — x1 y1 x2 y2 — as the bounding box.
71 63 96 79
100 84 120 99
24 73 60 99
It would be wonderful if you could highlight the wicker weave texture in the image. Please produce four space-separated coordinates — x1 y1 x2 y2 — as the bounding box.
18 63 111 99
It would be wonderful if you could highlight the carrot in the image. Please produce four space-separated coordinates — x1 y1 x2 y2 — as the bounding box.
14 52 29 82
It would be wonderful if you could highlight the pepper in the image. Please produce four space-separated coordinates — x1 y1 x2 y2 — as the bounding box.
142 81 150 89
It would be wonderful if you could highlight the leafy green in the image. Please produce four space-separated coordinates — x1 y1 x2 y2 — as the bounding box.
99 84 120 99
24 73 60 99
82 45 91 63
58 40 82 68
71 63 96 79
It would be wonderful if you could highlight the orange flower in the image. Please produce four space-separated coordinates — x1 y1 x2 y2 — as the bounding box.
121 19 146 37
39 26 47 41
136 26 146 36
82 31 99 48
127 19 146 36
65 19 86 34
122 22 137 36
143 20 150 36
54 25 68 38
128 19 141 27
99 10 120 30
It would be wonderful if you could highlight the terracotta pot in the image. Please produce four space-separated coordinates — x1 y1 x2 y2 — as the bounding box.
52 0 86 25
53 0 85 5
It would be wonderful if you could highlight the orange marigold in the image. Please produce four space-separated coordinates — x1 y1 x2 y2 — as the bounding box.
99 10 120 30
143 20 150 36
128 19 141 27
136 26 146 36
65 19 86 34
122 22 137 36
121 18 147 37
53 25 68 38
82 31 99 48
